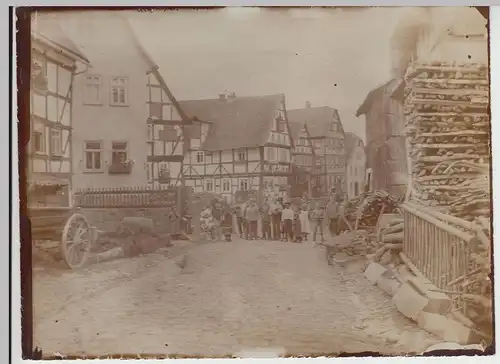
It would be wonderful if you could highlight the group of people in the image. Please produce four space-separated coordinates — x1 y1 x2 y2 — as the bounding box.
198 193 347 243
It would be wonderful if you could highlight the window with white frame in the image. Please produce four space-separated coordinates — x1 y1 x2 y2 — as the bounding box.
223 179 230 192
266 147 276 161
83 75 101 104
196 151 204 163
84 141 103 171
33 130 45 154
111 142 128 164
239 179 248 191
110 77 128 106
205 179 214 192
50 129 62 156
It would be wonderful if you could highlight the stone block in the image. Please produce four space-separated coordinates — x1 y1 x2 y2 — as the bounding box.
377 274 402 297
407 276 452 314
392 282 429 321
417 312 472 345
364 262 387 285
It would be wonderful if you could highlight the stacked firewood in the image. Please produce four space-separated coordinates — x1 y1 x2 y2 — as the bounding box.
342 190 401 228
404 62 490 221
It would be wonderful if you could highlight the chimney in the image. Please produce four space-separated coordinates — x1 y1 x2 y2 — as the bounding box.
219 93 226 101
305 101 312 108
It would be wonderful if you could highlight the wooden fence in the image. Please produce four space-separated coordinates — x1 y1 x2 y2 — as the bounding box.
400 202 479 311
74 186 184 209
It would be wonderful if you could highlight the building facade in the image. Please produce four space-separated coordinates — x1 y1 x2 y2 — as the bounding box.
287 103 345 195
178 93 293 204
288 121 316 198
61 12 188 190
344 132 366 199
356 79 407 197
29 14 90 206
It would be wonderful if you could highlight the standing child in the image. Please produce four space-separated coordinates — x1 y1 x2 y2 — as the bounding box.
233 203 244 238
299 204 311 242
221 205 234 242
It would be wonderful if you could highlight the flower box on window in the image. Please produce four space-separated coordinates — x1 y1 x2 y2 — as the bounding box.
108 159 134 174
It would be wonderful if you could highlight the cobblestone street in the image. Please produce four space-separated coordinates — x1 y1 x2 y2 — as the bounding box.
34 238 439 357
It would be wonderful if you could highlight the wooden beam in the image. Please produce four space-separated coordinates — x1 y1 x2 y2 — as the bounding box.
147 155 184 163
147 118 193 126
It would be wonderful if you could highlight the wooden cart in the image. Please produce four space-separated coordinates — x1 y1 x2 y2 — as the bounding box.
28 181 97 269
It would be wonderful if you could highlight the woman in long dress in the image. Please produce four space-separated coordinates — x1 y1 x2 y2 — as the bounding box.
299 204 311 242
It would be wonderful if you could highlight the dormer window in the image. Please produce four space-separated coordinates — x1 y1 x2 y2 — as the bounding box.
330 122 337 132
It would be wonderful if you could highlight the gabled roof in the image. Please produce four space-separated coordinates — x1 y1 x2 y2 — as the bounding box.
31 12 90 64
288 121 304 143
344 132 364 159
179 94 284 151
356 79 399 117
288 121 313 149
54 12 157 74
287 106 341 138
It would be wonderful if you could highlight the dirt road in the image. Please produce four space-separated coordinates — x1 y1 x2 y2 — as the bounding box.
33 239 439 357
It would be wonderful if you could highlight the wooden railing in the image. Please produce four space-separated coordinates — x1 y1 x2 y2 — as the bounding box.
400 202 478 310
74 186 181 209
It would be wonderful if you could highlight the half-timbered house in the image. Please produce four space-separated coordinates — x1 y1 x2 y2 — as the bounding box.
61 12 189 190
29 13 90 206
177 93 293 204
288 121 316 198
287 103 346 196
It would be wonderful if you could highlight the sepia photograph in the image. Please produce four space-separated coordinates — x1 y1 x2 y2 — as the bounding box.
22 6 492 358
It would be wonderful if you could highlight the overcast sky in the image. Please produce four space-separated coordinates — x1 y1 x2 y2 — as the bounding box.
126 7 410 141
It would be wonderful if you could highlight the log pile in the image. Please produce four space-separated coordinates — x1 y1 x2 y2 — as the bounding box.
404 62 490 221
342 190 401 228
370 219 405 267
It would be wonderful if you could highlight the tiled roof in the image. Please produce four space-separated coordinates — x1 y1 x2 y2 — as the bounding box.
287 106 340 138
179 94 283 151
344 132 363 159
31 12 89 64
287 121 304 145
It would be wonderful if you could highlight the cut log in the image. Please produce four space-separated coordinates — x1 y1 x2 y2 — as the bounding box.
384 222 404 235
382 232 404 243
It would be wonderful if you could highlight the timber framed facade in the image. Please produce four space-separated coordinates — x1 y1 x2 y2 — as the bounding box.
29 14 90 206
288 104 346 195
288 122 316 197
179 93 293 204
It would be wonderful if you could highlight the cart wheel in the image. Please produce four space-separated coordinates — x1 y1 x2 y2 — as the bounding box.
61 213 92 269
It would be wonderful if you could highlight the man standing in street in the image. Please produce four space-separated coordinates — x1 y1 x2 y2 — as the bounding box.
310 201 325 243
245 199 260 240
270 198 283 240
326 194 339 237
260 199 272 240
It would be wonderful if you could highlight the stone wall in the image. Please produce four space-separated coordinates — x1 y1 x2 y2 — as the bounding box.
79 207 180 235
